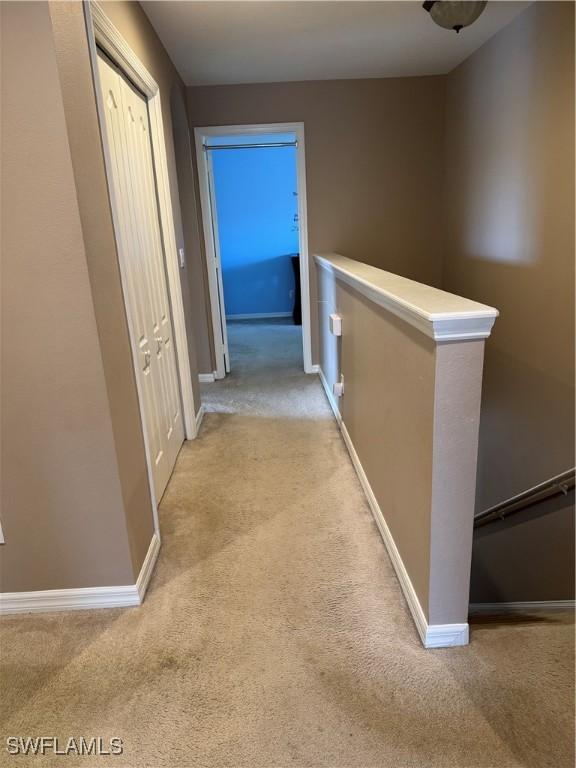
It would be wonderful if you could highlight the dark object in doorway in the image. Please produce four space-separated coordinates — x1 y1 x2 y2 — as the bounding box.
291 254 302 325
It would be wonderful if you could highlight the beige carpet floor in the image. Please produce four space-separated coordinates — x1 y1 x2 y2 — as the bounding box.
1 320 574 767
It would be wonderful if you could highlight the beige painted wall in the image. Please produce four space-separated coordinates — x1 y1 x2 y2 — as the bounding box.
187 76 446 363
49 0 155 583
187 11 573 606
1 1 136 591
337 283 435 615
1 0 204 593
317 264 486 626
3 0 572 606
171 87 214 374
443 1 575 601
471 492 575 603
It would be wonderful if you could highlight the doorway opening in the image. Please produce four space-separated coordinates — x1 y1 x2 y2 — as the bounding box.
195 124 313 379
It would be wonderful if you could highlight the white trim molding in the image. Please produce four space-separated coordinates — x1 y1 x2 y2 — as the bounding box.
194 123 315 376
0 534 160 616
470 600 575 616
226 312 293 321
318 369 469 648
319 368 340 421
195 404 206 434
315 253 498 342
198 372 216 383
135 532 161 601
0 585 140 616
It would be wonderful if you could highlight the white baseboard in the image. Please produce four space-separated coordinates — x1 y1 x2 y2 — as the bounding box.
318 368 340 418
470 600 575 616
318 367 469 649
195 404 205 435
226 312 292 321
135 532 161 602
0 533 161 616
307 363 320 375
198 372 216 383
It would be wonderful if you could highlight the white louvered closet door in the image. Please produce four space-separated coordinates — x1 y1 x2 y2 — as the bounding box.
97 51 184 502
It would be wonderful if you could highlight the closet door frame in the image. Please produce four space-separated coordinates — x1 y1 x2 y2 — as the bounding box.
86 2 198 538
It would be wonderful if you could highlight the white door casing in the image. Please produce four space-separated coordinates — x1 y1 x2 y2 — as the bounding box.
206 153 230 374
97 52 184 502
194 123 314 377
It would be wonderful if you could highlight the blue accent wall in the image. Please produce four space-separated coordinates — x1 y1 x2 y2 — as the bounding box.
211 144 299 317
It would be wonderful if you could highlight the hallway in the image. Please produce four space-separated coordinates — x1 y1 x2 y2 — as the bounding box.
0 321 573 767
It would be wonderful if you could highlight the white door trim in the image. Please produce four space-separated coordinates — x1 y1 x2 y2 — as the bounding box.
205 148 230 376
84 2 199 537
194 122 314 376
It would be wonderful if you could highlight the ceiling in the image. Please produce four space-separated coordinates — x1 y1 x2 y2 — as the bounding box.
141 1 530 87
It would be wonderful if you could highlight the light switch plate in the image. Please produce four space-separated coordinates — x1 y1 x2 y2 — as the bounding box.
178 248 185 268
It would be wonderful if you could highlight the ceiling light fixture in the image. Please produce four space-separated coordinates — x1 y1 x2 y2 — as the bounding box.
422 1 487 33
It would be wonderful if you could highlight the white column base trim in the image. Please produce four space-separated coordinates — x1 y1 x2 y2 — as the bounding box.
470 600 575 615
307 363 320 375
423 623 469 648
0 533 160 615
318 368 469 649
195 404 205 435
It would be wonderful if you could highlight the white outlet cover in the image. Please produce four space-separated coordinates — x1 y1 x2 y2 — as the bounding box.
329 313 343 336
333 375 345 398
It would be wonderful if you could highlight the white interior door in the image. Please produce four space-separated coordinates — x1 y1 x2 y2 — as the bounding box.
97 51 184 502
206 154 230 374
